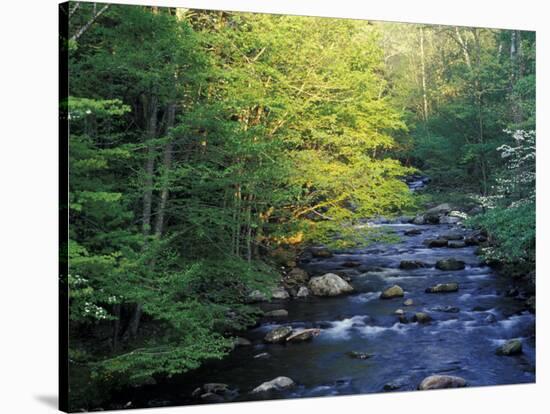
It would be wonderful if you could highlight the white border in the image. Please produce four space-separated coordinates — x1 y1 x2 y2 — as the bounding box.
0 0 547 413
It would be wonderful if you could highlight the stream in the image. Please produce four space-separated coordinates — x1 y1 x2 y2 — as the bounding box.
109 180 536 409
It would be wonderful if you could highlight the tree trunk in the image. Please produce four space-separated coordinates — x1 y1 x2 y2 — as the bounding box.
154 103 176 238
419 27 429 122
142 95 158 235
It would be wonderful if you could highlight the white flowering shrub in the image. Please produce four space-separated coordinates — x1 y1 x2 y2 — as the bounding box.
468 130 535 264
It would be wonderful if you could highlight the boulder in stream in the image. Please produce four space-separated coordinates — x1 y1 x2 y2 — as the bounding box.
286 328 320 343
425 238 448 248
425 283 459 293
403 299 414 306
264 326 293 343
404 228 422 236
412 312 432 324
418 375 467 390
426 203 452 215
436 259 466 271
308 273 354 296
399 260 428 269
251 376 295 393
233 337 252 347
271 287 290 300
496 338 523 356
448 240 467 248
380 285 404 299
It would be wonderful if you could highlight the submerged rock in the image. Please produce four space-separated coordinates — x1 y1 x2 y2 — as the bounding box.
425 239 448 248
311 247 333 258
431 305 460 313
264 309 289 318
308 273 354 296
380 285 404 299
399 260 428 269
403 299 414 306
418 375 467 390
264 326 293 343
404 228 422 236
436 259 465 271
425 283 459 293
286 328 320 342
448 240 467 248
233 337 252 347
251 376 295 393
496 339 523 356
342 260 361 268
346 351 374 360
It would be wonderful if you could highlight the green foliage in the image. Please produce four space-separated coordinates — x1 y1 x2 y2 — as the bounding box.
468 202 535 264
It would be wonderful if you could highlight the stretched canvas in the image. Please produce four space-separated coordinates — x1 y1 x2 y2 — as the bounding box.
59 1 536 412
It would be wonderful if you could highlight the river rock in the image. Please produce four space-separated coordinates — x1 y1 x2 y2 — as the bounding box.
399 260 428 269
233 337 252 347
264 326 293 343
441 232 463 241
496 339 523 356
424 212 441 224
342 260 361 267
251 376 295 393
440 216 461 224
269 247 296 267
412 312 432 323
418 375 467 390
192 383 237 403
308 273 354 296
404 228 422 236
448 240 467 248
286 328 320 342
271 287 290 300
403 299 414 306
485 313 497 323
248 290 269 302
398 315 409 324
464 232 488 246
346 351 374 360
436 259 465 271
425 238 448 248
265 309 289 318
431 305 460 313
283 268 309 287
426 203 452 215
253 352 270 359
380 285 404 299
412 215 426 225
296 286 310 298
425 283 459 293
311 247 333 258
394 308 405 316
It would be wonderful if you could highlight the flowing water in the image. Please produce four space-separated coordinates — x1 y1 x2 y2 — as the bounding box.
111 218 535 409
